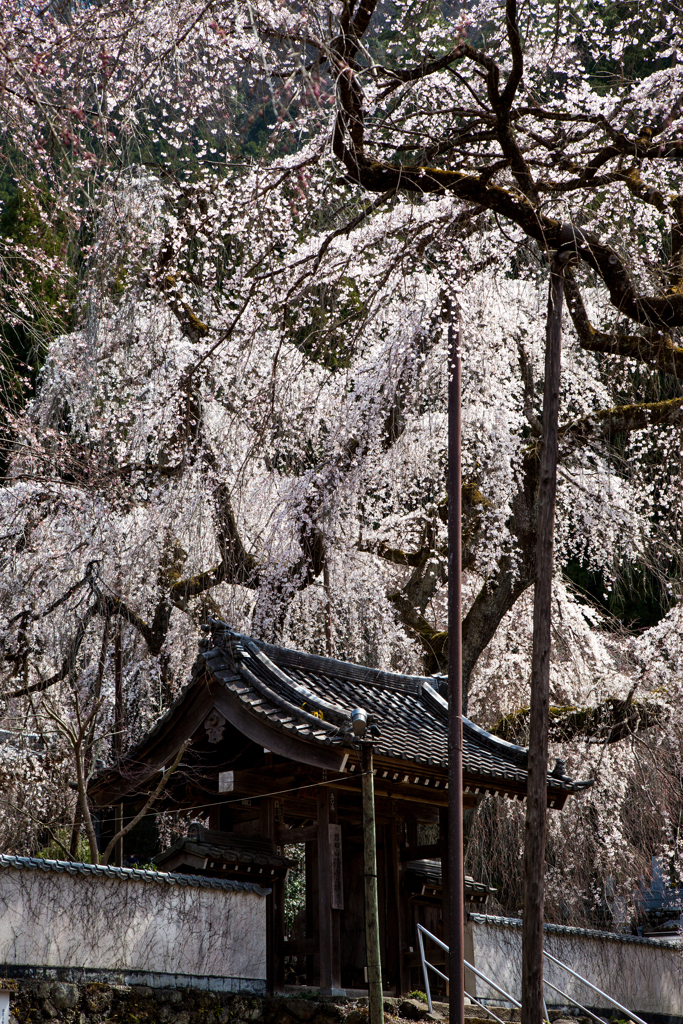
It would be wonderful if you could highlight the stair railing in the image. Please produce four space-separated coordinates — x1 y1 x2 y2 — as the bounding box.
415 922 648 1024
416 922 521 1020
543 949 648 1024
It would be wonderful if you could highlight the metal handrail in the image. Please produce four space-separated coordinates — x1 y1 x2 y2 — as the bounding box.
542 976 612 1024
467 992 508 1024
543 950 648 1024
416 921 648 1024
462 959 522 1009
416 923 521 1015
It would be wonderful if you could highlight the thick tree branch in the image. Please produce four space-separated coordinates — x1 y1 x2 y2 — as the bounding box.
500 0 524 111
559 396 683 449
331 17 683 330
564 270 683 378
492 697 666 745
171 484 259 606
387 589 448 671
378 44 469 93
6 574 88 627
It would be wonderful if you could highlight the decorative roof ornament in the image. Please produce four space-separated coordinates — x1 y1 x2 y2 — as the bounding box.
204 709 226 743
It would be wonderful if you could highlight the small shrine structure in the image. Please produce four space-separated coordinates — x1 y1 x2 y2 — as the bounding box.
90 621 588 996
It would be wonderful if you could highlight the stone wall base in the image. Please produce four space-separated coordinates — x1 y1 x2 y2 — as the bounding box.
0 978 444 1024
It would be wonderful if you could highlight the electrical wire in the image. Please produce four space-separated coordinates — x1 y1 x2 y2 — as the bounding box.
2 768 370 832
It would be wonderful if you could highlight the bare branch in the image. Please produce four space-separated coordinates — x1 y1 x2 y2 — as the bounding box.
6 604 98 698
100 739 192 865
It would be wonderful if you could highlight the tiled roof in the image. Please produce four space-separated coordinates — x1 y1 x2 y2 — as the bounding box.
155 830 297 872
0 853 270 895
200 622 583 796
406 859 495 898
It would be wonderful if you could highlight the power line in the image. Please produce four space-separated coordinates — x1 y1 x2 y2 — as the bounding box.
1 769 368 833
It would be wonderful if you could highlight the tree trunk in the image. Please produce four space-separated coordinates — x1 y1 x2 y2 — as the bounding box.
521 259 564 1023
75 740 100 865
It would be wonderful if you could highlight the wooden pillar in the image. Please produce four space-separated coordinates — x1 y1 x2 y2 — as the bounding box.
114 620 124 868
386 818 406 994
361 742 383 1024
439 807 450 947
522 257 566 1024
329 789 343 992
305 839 317 985
396 815 411 995
261 798 285 994
317 786 343 994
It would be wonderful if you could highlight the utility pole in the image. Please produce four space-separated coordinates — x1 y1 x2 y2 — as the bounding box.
521 255 566 1024
114 618 124 868
448 302 465 1024
361 738 383 1024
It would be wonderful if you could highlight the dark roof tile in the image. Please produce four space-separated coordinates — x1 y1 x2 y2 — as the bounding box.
203 624 578 795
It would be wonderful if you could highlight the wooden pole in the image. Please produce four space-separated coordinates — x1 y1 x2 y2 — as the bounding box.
114 618 124 868
448 305 465 1024
521 257 565 1024
361 741 383 1024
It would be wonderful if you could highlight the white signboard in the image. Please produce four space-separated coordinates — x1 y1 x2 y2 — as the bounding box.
0 990 10 1024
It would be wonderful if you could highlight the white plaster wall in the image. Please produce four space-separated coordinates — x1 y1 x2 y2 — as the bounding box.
467 918 683 1015
0 866 266 982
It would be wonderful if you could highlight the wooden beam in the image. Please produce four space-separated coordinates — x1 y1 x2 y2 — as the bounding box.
334 780 450 808
277 823 318 844
400 844 441 862
223 770 452 813
283 938 316 956
404 950 446 969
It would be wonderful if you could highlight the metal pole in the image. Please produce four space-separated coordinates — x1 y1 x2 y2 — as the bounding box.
448 302 465 1024
361 740 383 1024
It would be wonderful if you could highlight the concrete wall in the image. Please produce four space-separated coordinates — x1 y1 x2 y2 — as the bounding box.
0 855 268 992
466 913 683 1016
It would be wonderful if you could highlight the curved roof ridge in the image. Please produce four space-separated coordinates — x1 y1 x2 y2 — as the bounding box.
237 634 353 728
210 621 430 694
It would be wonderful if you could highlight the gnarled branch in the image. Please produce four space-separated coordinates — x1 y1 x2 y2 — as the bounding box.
492 697 667 745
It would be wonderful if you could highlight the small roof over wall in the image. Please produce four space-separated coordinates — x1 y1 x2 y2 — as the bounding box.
90 622 587 809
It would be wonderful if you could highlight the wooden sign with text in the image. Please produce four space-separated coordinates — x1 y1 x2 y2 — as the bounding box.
329 823 343 909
